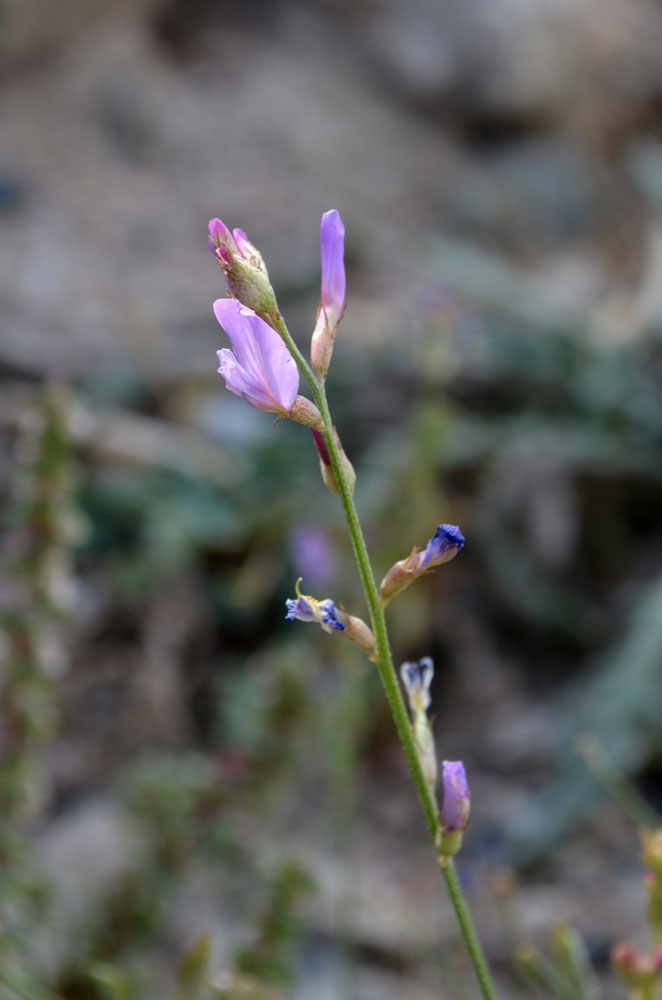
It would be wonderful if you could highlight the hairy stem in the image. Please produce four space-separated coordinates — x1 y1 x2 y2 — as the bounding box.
270 310 499 1000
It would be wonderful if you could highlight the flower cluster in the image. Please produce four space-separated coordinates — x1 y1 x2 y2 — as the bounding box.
208 209 471 863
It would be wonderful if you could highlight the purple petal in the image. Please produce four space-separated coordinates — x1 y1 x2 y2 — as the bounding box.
232 227 253 259
217 348 276 410
440 761 471 832
320 209 345 328
213 299 299 411
208 217 233 251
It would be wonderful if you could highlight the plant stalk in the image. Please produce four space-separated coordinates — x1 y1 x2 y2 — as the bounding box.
269 310 499 1000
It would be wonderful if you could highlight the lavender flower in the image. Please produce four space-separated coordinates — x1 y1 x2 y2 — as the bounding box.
319 210 346 331
208 218 277 314
440 761 471 832
215 299 299 414
311 210 346 378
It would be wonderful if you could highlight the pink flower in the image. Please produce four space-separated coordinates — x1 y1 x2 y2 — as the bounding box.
214 299 298 413
311 210 346 377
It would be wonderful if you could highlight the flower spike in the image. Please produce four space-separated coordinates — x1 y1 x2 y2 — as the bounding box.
311 210 346 379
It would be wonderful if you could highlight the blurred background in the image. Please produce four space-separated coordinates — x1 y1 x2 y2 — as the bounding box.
1 0 662 997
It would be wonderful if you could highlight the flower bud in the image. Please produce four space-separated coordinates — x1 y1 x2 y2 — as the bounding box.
310 428 355 495
380 524 465 606
311 210 346 379
437 760 470 865
208 218 278 316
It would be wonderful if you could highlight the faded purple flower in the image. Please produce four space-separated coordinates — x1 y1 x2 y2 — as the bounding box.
440 761 471 832
418 524 465 571
214 299 298 413
400 657 434 713
319 210 345 330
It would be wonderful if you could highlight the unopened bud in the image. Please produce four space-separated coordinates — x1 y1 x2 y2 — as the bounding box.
310 210 346 379
310 428 356 495
208 218 278 315
437 760 470 865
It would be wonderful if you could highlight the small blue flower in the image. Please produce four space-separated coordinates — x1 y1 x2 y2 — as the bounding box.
418 524 465 571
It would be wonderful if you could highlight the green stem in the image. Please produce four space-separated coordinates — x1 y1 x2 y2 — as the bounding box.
442 862 499 1000
269 310 499 1000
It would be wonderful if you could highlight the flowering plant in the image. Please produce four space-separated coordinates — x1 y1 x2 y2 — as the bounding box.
209 209 496 998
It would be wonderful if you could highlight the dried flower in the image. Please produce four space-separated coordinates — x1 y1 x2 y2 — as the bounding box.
311 210 346 378
208 218 277 315
380 524 465 605
401 657 437 793
400 657 434 715
285 579 376 659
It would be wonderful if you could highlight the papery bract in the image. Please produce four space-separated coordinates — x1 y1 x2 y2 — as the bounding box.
214 299 298 413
